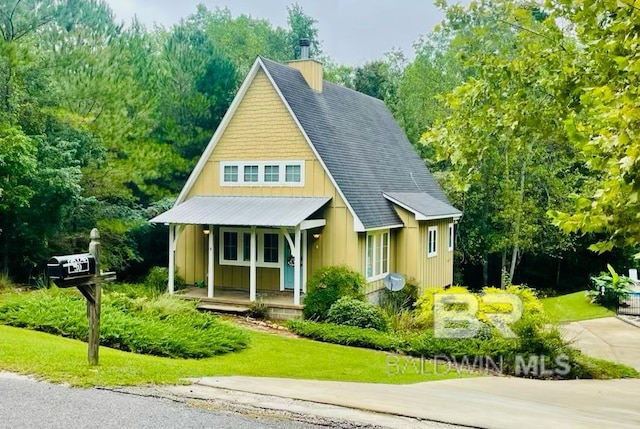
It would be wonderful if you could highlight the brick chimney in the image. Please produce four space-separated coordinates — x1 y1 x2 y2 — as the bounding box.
286 38 323 92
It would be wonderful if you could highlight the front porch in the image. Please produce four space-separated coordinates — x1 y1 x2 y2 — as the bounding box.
179 286 304 320
150 195 331 306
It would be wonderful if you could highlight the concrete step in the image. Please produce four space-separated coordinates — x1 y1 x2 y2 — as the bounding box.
197 303 250 315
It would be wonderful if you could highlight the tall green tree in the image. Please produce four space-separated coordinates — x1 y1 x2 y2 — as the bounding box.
423 0 581 284
549 0 640 257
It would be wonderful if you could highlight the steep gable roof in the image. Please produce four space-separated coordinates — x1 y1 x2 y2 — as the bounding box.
177 56 459 231
259 57 456 230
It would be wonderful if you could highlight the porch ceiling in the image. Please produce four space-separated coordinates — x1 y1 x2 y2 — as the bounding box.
149 195 331 227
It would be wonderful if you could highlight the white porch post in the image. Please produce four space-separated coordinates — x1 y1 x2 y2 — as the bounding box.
250 227 257 302
302 230 308 294
207 225 214 298
168 224 175 295
293 225 301 305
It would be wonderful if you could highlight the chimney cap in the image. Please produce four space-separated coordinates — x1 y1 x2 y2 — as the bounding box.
299 38 311 47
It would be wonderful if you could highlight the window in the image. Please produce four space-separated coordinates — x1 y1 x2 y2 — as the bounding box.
264 165 280 182
366 230 390 281
243 233 251 261
223 165 238 183
285 165 301 183
244 165 259 182
219 228 282 267
427 226 437 258
223 231 238 261
448 223 454 252
220 161 304 186
263 233 279 263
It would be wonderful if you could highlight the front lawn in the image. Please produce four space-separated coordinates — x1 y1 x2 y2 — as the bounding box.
0 324 462 387
541 291 614 323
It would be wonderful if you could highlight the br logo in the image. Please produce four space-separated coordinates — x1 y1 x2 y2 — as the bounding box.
433 293 523 339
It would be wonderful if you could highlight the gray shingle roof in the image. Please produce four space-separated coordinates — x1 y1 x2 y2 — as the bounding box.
383 192 461 220
150 195 331 227
260 57 457 229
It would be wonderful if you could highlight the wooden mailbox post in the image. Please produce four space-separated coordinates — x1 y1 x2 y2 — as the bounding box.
47 228 115 366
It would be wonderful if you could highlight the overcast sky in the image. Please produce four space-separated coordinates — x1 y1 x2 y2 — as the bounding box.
103 0 457 65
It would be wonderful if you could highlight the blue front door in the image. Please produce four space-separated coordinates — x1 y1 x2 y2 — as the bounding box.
283 238 303 290
284 240 294 289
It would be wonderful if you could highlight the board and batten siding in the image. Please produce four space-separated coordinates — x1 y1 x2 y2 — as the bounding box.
391 205 454 293
174 68 361 286
420 219 454 289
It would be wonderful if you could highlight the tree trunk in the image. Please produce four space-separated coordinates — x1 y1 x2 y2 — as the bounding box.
556 259 561 286
509 244 518 283
482 251 489 286
509 158 527 283
501 251 507 289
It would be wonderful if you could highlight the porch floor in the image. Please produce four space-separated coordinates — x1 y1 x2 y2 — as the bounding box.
178 286 304 310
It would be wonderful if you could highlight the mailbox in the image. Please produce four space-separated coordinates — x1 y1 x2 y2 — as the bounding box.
47 253 97 281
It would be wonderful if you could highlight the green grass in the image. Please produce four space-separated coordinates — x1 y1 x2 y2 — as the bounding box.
541 291 614 323
0 324 465 387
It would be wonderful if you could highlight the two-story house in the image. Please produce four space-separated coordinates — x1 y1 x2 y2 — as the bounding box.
151 47 461 308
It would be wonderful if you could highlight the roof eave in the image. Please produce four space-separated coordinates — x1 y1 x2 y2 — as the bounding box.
383 193 462 222
175 58 265 206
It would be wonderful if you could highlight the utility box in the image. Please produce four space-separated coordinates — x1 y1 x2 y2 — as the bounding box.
47 253 96 282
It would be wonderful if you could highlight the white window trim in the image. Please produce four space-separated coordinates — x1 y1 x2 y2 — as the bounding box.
219 227 282 268
366 230 390 282
427 226 438 258
447 223 454 252
220 161 305 187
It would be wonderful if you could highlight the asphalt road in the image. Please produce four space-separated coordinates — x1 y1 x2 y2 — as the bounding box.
0 373 325 429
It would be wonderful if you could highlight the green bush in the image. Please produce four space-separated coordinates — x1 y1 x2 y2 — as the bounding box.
379 279 419 315
0 288 249 358
327 297 388 331
303 265 366 321
145 266 186 294
588 264 634 309
248 299 269 319
288 320 405 351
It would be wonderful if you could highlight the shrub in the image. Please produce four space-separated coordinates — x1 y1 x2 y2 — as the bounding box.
145 266 185 294
288 320 405 351
0 274 15 292
414 285 470 326
248 299 269 319
303 265 366 321
588 264 634 309
379 279 419 315
0 288 249 358
327 297 388 331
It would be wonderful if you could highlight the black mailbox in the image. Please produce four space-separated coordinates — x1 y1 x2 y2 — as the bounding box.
47 253 97 281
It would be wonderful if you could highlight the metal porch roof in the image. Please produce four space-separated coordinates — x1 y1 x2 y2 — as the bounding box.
149 195 331 227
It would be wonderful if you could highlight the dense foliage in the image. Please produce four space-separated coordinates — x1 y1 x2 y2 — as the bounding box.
0 288 249 358
327 297 389 331
0 1 321 282
291 285 638 379
288 320 405 351
302 265 366 321
1 0 638 292
588 265 634 309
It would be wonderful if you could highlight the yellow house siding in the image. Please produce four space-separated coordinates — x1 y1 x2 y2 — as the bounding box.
174 68 361 286
393 206 421 286
421 219 455 289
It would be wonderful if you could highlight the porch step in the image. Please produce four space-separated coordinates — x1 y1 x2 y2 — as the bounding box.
197 303 250 315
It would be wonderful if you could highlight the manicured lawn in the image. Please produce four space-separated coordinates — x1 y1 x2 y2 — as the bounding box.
0 324 466 387
541 291 614 323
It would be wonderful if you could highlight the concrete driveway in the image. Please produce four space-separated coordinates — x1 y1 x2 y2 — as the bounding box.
188 376 640 429
560 317 640 370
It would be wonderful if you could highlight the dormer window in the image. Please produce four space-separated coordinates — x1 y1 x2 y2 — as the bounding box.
221 161 304 186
